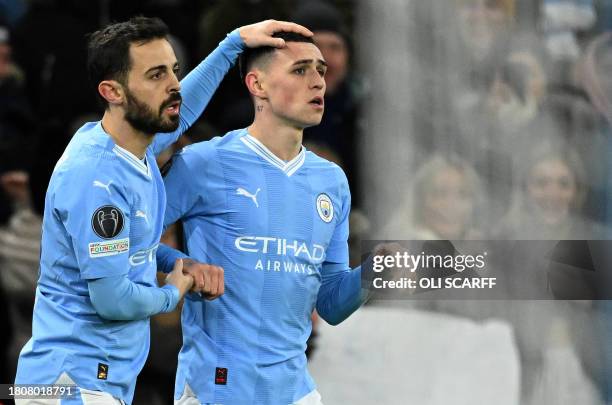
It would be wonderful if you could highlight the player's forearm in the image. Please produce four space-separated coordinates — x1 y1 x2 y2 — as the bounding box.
316 266 368 326
88 274 179 321
176 29 244 131
156 243 188 274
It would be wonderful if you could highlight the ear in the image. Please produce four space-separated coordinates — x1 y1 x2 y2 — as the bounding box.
245 70 267 100
98 80 125 106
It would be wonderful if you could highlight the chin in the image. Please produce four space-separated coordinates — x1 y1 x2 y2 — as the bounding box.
303 117 324 128
159 118 180 133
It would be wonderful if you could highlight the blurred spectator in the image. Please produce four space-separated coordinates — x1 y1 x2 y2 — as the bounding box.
497 138 605 239
457 0 515 65
0 171 41 383
0 30 36 383
455 46 549 221
452 0 516 104
542 85 608 224
381 154 485 241
0 24 35 221
292 0 364 206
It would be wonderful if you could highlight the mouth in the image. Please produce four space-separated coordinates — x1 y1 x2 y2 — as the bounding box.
164 100 181 115
309 96 324 109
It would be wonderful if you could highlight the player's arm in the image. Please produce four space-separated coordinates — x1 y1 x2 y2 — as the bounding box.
316 175 370 326
316 266 366 326
156 243 224 300
151 20 313 154
156 243 188 273
88 259 191 321
58 166 192 320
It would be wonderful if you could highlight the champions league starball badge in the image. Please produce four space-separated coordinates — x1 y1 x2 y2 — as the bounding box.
91 205 125 239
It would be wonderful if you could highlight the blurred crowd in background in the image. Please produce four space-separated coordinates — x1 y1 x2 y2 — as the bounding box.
1 0 612 404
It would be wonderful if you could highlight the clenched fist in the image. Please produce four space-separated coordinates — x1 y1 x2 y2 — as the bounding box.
182 259 225 300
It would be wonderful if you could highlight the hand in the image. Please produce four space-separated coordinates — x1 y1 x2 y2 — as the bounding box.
182 258 224 300
372 242 404 259
371 242 418 294
165 259 194 299
238 20 313 49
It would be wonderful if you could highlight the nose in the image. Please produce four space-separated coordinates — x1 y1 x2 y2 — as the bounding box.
168 70 181 93
310 72 325 90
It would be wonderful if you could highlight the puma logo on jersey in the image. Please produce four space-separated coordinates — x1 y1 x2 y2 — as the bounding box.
236 187 261 208
93 180 113 195
135 210 148 224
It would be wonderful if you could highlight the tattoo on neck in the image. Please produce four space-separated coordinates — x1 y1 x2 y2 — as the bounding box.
256 105 264 112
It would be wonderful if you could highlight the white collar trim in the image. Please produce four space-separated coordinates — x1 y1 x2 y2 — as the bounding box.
240 134 306 177
112 144 151 178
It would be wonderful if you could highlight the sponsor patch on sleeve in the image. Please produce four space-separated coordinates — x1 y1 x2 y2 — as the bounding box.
89 238 130 258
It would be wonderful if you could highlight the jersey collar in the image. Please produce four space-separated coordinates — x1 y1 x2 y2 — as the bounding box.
112 144 152 179
240 133 306 177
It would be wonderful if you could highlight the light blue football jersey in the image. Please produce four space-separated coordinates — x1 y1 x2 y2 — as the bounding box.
163 129 353 404
15 30 245 404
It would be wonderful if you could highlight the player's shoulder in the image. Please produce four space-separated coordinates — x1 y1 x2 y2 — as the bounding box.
175 129 245 163
305 150 349 184
52 122 124 190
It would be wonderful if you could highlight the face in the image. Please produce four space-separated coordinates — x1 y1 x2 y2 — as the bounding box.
526 158 577 225
260 42 327 129
313 31 348 94
457 0 508 61
122 38 182 135
422 167 474 239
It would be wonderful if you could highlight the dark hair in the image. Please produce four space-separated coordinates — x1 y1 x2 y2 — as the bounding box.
238 31 314 82
87 16 169 108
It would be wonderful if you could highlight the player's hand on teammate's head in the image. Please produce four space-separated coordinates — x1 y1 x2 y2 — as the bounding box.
238 20 313 49
182 259 225 300
166 259 194 298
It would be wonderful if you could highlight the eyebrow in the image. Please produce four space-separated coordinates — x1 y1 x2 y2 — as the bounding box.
145 62 179 75
291 59 328 67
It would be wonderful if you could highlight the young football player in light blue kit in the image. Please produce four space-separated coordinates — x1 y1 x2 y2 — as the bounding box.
15 17 312 405
164 32 369 405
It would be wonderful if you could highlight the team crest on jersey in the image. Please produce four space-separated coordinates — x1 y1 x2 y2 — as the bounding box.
316 193 334 223
91 205 124 239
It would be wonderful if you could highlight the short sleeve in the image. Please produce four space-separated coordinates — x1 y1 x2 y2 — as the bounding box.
56 169 132 280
